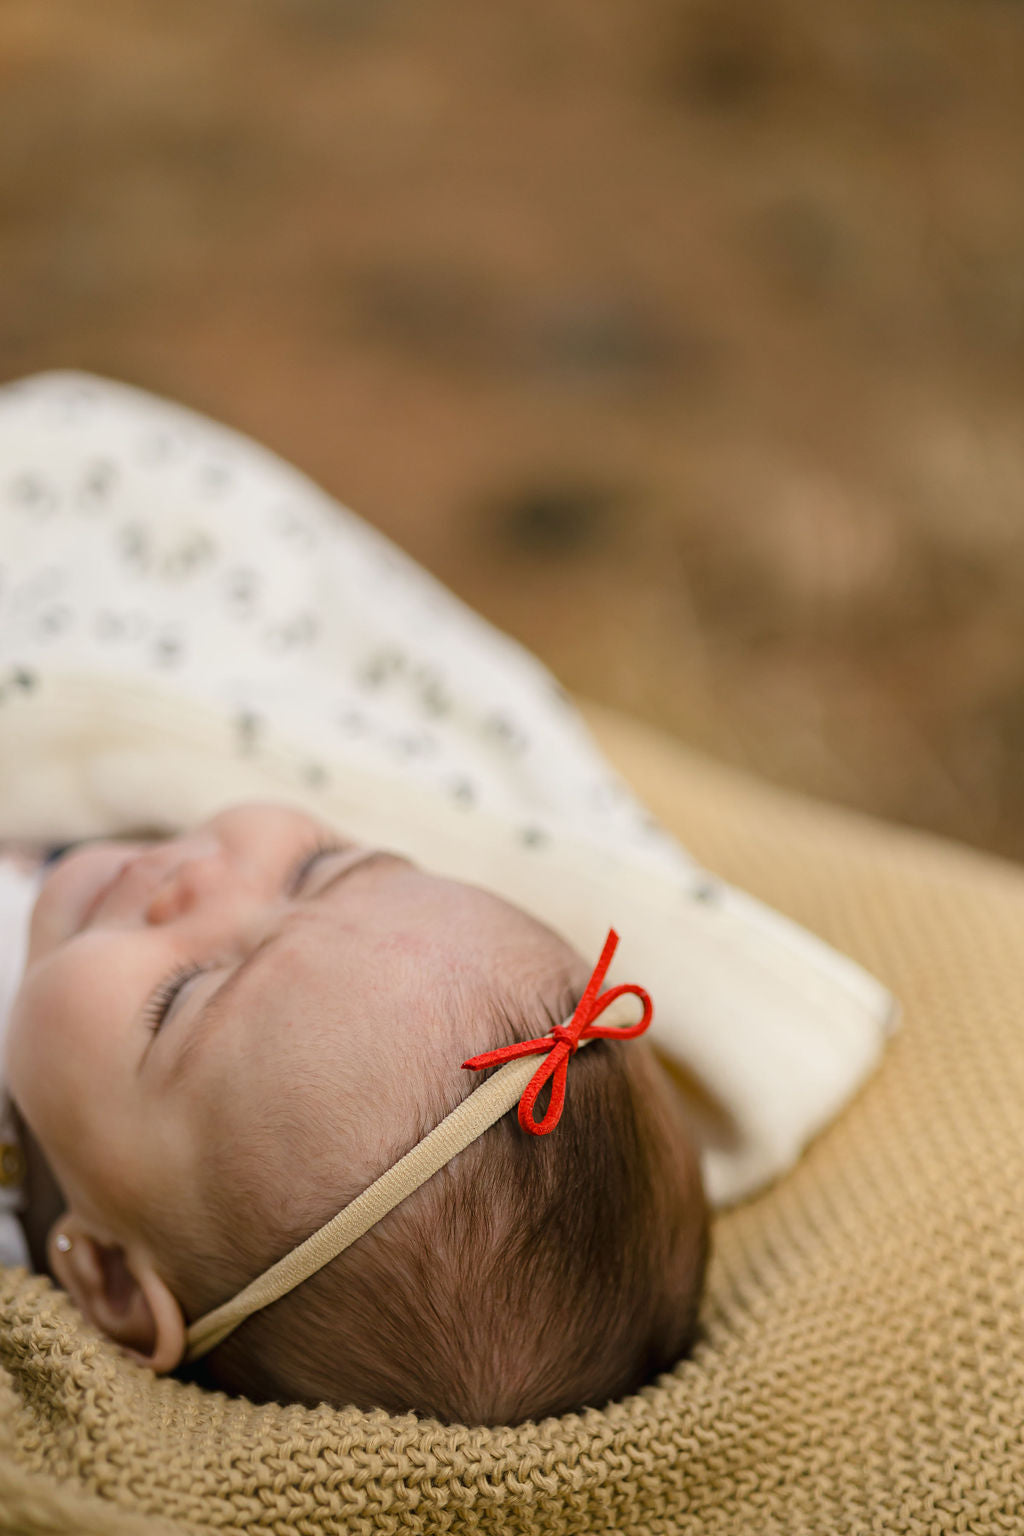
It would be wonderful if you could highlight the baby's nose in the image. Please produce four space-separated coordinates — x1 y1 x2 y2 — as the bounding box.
144 840 227 924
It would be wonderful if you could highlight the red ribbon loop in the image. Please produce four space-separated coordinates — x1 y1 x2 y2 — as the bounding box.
461 928 653 1135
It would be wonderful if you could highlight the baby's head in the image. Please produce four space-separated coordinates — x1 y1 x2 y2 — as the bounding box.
7 803 709 1424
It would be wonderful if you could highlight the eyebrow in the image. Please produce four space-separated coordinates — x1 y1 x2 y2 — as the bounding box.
161 848 400 1087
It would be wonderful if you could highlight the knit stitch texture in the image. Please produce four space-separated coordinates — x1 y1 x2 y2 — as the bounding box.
1 703 1019 1535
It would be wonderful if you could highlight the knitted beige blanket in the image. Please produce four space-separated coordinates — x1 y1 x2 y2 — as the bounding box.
1 701 1020 1535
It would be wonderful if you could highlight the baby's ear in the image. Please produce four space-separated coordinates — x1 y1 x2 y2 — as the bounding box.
46 1213 185 1374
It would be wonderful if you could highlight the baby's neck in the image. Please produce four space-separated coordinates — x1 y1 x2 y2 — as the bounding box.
11 1106 63 1275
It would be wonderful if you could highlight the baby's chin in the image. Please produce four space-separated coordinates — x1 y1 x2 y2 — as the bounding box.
28 841 148 959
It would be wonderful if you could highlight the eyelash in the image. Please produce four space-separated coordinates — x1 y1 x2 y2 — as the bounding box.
285 837 346 895
144 838 345 1035
144 962 202 1034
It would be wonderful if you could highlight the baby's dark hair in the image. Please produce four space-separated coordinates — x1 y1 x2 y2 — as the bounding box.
173 990 709 1426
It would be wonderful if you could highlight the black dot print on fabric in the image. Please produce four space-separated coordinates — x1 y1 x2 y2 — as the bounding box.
518 826 550 849
95 611 125 642
234 711 263 756
224 567 260 615
358 648 405 689
274 507 318 550
337 707 367 736
0 668 39 703
415 667 451 718
448 776 477 808
77 460 118 510
636 811 667 839
151 631 184 667
36 606 73 639
483 713 527 754
117 523 151 571
53 382 98 423
138 431 186 466
197 463 231 496
302 763 329 790
161 534 217 581
389 730 437 759
265 613 319 652
109 610 150 643
8 475 58 516
691 880 719 904
549 679 574 710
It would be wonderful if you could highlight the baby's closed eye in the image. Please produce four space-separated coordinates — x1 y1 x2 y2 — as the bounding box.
144 963 206 1034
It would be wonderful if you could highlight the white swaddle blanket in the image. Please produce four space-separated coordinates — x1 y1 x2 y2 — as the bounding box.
0 371 897 1207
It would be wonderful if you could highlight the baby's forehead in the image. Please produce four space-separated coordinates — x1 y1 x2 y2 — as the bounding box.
222 872 579 1079
190 876 587 1220
274 897 574 1043
289 857 577 981
213 863 575 1066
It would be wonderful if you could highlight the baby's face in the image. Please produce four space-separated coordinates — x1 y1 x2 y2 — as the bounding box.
7 802 582 1267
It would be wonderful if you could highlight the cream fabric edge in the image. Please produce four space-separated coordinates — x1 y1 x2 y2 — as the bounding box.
0 671 897 1209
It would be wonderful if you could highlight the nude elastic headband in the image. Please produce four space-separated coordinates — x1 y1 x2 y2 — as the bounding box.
184 928 652 1362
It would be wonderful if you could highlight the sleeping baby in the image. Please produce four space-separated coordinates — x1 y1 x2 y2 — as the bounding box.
0 371 895 1427
0 811 709 1419
1 806 708 1425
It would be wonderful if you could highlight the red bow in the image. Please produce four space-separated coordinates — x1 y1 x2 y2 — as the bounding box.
461 928 653 1136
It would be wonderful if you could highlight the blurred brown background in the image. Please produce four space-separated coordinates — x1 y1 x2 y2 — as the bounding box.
3 0 1024 856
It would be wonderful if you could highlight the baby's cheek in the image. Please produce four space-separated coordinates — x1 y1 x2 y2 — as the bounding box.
7 958 105 1136
8 989 128 1223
